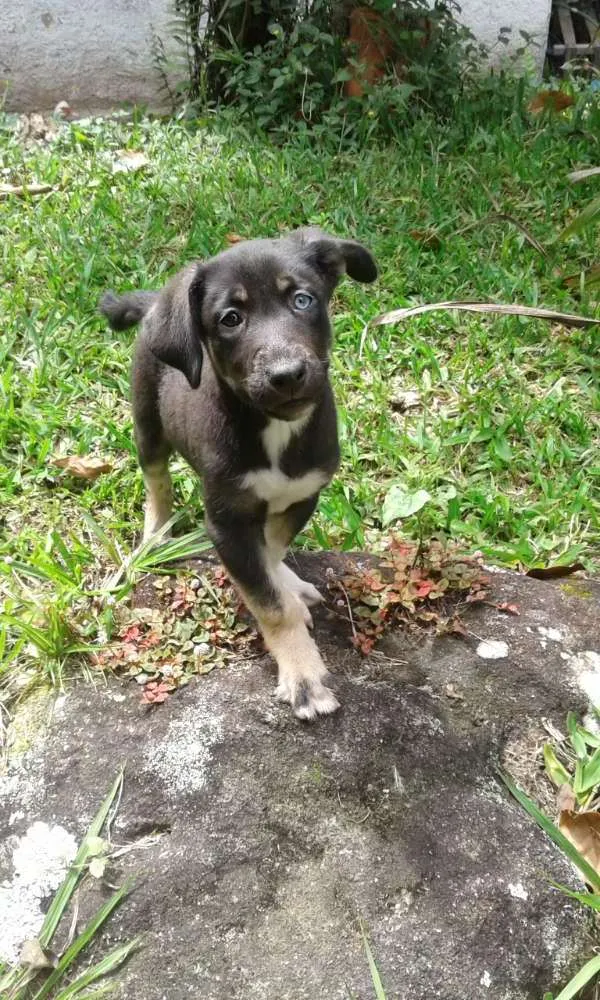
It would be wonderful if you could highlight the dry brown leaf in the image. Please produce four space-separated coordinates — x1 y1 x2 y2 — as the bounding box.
372 301 599 330
226 232 245 245
20 939 57 969
89 856 108 879
409 229 441 250
0 182 56 200
529 91 575 114
559 809 600 875
567 166 600 183
53 455 113 480
390 387 421 413
556 784 576 815
495 601 520 616
112 150 149 175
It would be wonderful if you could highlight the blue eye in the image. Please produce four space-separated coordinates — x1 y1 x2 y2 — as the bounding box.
293 291 313 311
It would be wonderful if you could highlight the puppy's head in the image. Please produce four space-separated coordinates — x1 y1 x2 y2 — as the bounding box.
149 228 377 421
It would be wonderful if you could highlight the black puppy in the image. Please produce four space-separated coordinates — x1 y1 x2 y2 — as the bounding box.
100 228 377 720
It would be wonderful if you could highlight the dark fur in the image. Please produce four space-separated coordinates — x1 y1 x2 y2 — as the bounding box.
100 227 377 718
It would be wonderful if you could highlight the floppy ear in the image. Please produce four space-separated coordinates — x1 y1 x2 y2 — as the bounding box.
294 227 378 287
148 266 205 389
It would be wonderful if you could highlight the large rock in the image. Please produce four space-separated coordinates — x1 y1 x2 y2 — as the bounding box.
2 555 599 999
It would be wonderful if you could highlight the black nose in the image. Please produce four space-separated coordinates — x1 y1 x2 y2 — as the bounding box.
267 359 307 393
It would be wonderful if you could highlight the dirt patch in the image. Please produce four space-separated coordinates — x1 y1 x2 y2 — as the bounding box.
2 556 599 999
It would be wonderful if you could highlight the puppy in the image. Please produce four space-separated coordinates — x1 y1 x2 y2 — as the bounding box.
100 228 377 720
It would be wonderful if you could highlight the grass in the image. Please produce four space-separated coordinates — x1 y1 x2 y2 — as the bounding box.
0 90 599 697
0 772 141 999
503 707 600 1000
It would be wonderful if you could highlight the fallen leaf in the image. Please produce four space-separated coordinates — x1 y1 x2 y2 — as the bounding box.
390 387 421 412
556 783 576 813
529 90 575 113
53 455 112 480
89 856 108 879
559 809 600 876
20 939 57 969
567 166 600 183
85 835 107 857
447 617 468 636
112 150 149 174
141 680 174 704
527 563 585 580
371 301 599 331
0 182 56 200
120 624 142 644
444 683 465 701
466 589 489 603
495 602 520 616
409 228 441 250
562 264 600 289
226 232 244 244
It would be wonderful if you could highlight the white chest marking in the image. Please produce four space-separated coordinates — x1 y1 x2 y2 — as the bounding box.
241 412 329 513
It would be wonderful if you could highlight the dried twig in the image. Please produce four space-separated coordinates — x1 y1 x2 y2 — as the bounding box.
371 300 599 329
0 182 56 200
360 299 598 357
567 166 600 183
335 578 358 641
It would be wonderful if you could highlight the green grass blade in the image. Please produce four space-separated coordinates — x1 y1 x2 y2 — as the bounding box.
2 616 56 655
61 988 114 999
359 921 387 1000
579 748 600 793
102 516 211 593
51 938 141 999
578 728 600 749
500 771 600 892
543 744 571 787
0 629 25 673
3 559 78 588
553 954 600 1000
549 881 600 912
38 772 124 947
133 528 212 572
560 194 600 239
567 713 588 759
32 879 135 1000
81 512 123 566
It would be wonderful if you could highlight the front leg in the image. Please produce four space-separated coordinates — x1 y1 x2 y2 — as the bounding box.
206 507 339 721
264 494 324 612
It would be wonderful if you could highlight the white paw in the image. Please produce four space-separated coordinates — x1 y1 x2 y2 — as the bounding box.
277 563 324 608
301 604 314 630
275 677 340 721
297 580 324 607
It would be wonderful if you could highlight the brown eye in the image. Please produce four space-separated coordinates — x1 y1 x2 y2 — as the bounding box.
220 310 243 328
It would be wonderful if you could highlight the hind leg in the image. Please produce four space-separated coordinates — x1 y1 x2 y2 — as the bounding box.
141 459 173 540
132 348 173 541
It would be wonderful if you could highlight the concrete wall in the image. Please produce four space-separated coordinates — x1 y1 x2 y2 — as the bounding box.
0 0 552 114
0 0 176 113
458 0 552 73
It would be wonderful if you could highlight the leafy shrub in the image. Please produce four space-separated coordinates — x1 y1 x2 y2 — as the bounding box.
155 0 523 143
